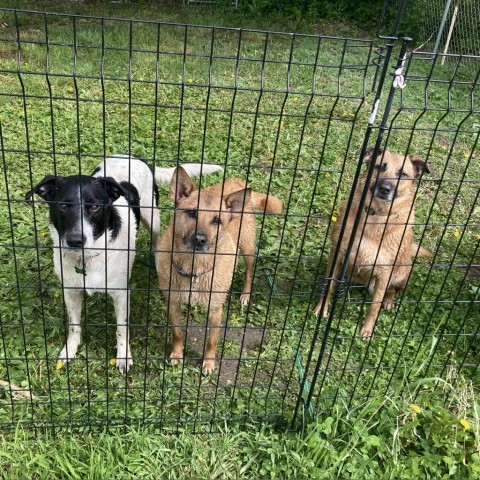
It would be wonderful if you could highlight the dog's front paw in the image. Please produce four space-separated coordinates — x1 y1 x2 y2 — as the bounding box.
169 350 184 366
240 293 251 306
58 342 80 365
202 357 216 375
313 301 328 318
116 356 133 374
360 325 374 340
382 300 396 310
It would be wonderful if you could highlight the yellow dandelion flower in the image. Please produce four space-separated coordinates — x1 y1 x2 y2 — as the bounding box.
40 231 48 238
67 86 74 93
410 404 421 414
453 230 461 238
325 172 331 178
331 216 337 223
476 234 480 240
293 97 298 102
109 358 117 367
464 153 470 159
56 361 64 371
187 78 193 84
280 120 285 128
441 145 447 150
460 418 472 430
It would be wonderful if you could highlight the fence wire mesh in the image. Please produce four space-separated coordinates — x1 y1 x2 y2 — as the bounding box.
408 0 479 56
0 7 478 433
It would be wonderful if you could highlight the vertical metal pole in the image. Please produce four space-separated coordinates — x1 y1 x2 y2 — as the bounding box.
433 0 453 54
441 0 462 64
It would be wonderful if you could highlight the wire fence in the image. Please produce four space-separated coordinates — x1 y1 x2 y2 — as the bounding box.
0 5 478 432
408 0 479 56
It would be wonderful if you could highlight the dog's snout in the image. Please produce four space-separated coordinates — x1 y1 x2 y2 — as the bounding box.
194 232 208 247
65 233 86 249
374 180 395 200
378 182 392 195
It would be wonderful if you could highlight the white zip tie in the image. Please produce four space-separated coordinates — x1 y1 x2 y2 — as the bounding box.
393 55 407 89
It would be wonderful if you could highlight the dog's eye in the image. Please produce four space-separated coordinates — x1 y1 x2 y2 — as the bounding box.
212 216 221 225
186 210 197 219
58 203 69 211
89 204 101 212
398 170 409 178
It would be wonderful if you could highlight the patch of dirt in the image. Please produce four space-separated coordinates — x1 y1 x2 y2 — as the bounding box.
464 263 480 281
181 320 267 386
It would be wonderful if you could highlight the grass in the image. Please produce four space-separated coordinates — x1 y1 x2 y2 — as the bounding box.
1 375 479 478
0 0 479 477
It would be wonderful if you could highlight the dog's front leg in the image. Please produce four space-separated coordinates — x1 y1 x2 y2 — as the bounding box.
203 307 223 375
58 289 84 364
314 256 342 318
168 302 184 366
240 249 255 306
111 290 133 374
360 273 390 339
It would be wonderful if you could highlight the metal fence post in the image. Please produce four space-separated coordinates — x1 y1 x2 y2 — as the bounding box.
291 36 413 428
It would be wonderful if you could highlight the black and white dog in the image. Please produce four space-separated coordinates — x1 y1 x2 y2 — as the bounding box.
25 155 222 374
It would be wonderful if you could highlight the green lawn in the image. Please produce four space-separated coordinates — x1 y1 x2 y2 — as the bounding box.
0 1 479 477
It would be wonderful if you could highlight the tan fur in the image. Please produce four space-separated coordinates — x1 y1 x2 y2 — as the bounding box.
156 168 282 374
314 148 432 339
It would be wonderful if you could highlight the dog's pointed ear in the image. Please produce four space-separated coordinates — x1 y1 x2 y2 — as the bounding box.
225 188 251 215
410 156 433 178
363 147 384 165
25 175 59 203
170 166 197 205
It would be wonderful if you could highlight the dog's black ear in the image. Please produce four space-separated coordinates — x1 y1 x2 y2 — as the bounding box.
25 175 59 203
225 188 251 215
363 147 384 165
170 166 197 205
96 177 132 203
410 156 433 178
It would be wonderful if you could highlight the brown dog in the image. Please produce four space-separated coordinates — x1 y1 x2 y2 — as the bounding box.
156 167 282 374
314 148 432 338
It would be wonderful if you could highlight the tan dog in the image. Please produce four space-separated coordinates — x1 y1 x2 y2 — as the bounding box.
314 148 432 338
156 167 282 374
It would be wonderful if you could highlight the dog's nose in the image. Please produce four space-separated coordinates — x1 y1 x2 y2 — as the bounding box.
65 234 86 248
377 181 393 196
194 232 208 247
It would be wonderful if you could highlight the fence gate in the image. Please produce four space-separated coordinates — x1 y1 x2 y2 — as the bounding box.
0 1 478 433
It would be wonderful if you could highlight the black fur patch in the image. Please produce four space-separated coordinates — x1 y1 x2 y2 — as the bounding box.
119 181 141 226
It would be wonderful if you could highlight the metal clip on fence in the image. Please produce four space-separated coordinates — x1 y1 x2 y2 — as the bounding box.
371 45 387 93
